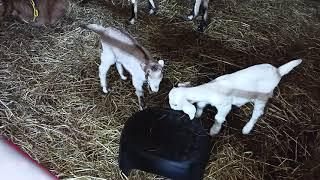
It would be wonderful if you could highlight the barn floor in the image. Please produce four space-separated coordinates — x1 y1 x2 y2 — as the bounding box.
0 0 319 179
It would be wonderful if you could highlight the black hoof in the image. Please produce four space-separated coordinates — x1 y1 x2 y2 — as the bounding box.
197 26 205 32
197 21 208 32
128 18 135 25
149 8 157 15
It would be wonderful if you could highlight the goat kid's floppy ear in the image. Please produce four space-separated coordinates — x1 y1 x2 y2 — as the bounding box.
177 82 191 87
158 60 164 67
141 63 152 75
140 63 147 71
182 102 196 120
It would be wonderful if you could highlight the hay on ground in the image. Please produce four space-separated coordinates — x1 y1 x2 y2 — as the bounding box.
0 0 319 179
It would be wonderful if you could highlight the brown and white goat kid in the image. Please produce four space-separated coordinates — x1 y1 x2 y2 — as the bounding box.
0 0 68 26
84 24 165 110
129 0 209 31
169 59 302 135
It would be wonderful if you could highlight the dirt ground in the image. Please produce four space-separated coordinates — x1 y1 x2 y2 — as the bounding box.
0 0 319 179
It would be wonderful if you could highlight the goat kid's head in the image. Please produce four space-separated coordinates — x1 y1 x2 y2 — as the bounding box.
169 87 196 120
169 82 192 108
142 60 164 93
169 88 182 110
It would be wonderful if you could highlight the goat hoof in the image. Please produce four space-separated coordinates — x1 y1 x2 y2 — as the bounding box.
128 18 135 25
149 9 156 15
121 76 127 80
197 23 207 32
197 26 205 32
242 125 252 135
139 105 147 110
102 88 108 93
209 127 220 136
209 130 218 136
197 20 209 32
184 15 194 21
102 87 111 93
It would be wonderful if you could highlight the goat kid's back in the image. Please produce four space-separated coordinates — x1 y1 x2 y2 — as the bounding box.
84 24 152 63
212 59 302 93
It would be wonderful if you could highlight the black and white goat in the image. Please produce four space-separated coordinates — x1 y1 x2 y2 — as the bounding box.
129 0 209 31
83 24 165 110
169 59 302 135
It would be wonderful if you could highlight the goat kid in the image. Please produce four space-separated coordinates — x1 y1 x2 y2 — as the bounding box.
129 0 209 31
169 59 302 135
84 24 165 110
0 0 68 26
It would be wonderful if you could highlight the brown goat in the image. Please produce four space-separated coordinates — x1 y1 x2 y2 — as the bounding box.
0 0 68 26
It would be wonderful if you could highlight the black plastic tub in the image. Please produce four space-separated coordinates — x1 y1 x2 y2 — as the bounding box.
118 107 211 180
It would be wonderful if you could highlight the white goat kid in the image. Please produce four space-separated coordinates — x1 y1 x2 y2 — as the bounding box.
129 0 209 31
169 59 302 135
84 24 165 110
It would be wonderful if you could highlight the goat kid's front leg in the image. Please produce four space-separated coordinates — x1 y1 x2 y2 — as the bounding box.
132 78 145 110
196 102 207 118
242 100 267 134
129 0 138 24
210 104 231 136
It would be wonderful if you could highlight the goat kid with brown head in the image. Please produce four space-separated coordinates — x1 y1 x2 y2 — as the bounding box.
83 24 165 110
0 0 68 26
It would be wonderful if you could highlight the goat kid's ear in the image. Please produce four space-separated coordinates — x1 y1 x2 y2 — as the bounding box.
140 63 147 71
158 60 164 67
178 82 191 87
141 63 152 74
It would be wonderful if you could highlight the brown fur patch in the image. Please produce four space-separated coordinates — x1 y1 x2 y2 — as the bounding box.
88 26 155 64
0 0 68 26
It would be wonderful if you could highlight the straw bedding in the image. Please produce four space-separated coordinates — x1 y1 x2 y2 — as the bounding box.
0 0 319 179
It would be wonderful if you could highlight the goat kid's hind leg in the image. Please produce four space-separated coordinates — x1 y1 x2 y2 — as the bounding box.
242 100 267 134
129 0 138 24
116 63 127 80
198 0 209 32
187 0 202 21
148 0 156 15
210 104 231 136
196 102 207 118
132 78 145 110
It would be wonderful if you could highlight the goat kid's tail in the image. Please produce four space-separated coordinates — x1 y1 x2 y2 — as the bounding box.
81 24 106 35
278 59 302 76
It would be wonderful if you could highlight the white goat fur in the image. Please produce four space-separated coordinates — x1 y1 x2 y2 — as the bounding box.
85 24 165 109
169 59 302 135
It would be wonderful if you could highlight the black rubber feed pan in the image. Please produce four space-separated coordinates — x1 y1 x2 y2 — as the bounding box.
119 107 211 180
